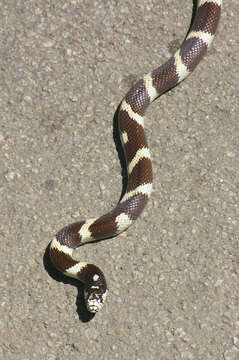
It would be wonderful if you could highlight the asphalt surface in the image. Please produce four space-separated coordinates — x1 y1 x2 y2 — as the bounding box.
0 1 238 359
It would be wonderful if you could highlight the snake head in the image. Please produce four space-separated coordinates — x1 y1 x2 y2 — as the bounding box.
83 267 108 313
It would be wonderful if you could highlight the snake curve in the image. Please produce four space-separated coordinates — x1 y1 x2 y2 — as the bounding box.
49 0 222 313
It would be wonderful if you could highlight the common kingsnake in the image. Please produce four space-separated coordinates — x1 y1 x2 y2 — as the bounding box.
50 0 222 313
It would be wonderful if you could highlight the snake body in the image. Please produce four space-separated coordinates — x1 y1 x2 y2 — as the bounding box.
50 0 222 313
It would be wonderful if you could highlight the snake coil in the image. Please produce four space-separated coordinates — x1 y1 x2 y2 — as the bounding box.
50 0 222 313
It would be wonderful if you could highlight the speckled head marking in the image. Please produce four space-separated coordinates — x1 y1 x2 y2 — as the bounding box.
80 264 108 313
49 0 222 313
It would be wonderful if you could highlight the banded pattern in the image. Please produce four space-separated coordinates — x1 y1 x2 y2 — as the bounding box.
49 0 222 313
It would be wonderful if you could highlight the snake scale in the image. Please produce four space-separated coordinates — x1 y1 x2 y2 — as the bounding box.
49 0 222 313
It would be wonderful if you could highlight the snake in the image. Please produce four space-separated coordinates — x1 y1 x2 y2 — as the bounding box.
49 0 222 313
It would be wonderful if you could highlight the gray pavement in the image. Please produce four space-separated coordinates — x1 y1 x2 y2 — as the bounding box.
0 1 238 359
